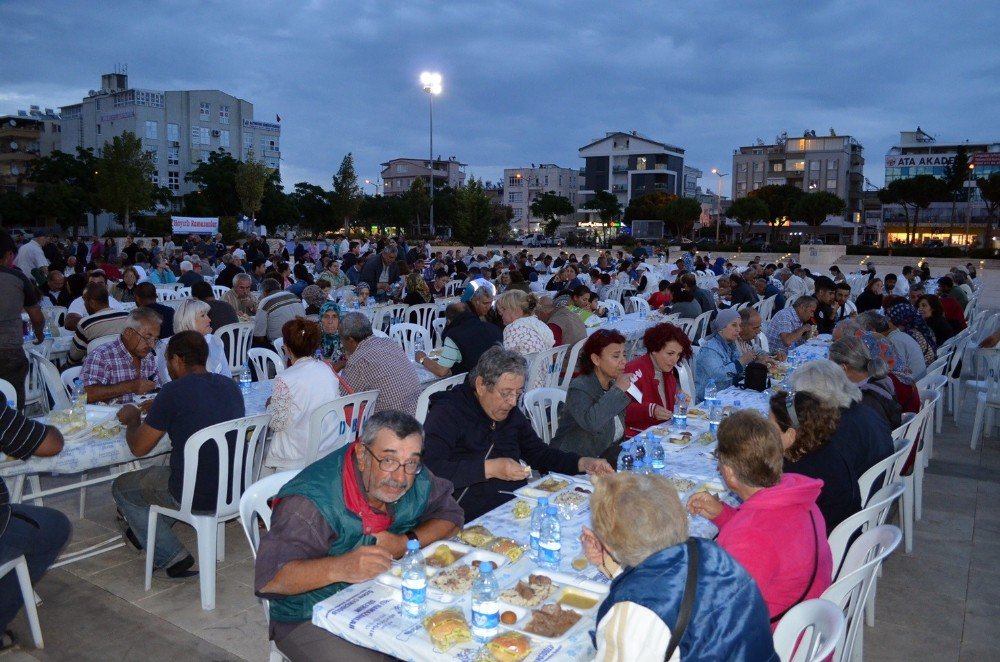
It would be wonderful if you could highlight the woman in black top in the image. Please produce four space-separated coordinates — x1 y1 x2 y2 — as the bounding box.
916 294 954 346
855 278 884 313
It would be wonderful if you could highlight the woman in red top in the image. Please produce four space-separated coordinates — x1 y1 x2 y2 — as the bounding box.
646 279 672 311
623 323 693 436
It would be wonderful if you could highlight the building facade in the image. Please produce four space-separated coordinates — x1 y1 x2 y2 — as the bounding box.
59 73 280 216
731 131 865 223
578 131 686 209
379 157 466 196
502 164 579 233
0 107 62 194
882 128 1000 246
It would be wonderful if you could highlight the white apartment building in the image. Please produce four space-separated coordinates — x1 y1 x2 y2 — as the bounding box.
380 157 466 196
59 72 280 227
502 163 579 233
578 131 687 209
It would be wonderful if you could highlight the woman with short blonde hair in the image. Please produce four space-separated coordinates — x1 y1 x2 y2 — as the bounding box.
155 298 229 382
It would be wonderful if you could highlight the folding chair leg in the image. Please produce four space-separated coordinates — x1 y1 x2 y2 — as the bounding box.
144 510 158 591
16 559 44 648
216 521 226 562
915 453 925 522
901 476 914 554
971 400 986 451
865 576 877 627
27 475 43 506
196 521 218 610
79 473 88 518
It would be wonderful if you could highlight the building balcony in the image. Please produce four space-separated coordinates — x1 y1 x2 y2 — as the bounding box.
612 166 628 174
612 184 627 192
578 168 586 175
0 127 42 140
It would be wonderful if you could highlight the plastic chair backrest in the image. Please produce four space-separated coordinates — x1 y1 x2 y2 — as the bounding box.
772 598 846 662
60 366 83 394
915 373 947 396
820 542 891 662
406 303 439 333
600 299 625 317
983 351 1000 405
431 317 447 349
692 309 714 343
87 334 119 353
238 470 300 559
272 337 284 356
303 390 379 467
376 304 408 333
247 348 284 381
0 378 16 407
157 289 178 302
839 523 902 582
28 350 70 411
677 359 696 399
858 442 909 506
828 482 904 580
560 337 588 390
527 344 570 390
756 331 770 353
176 413 271 518
415 373 467 423
388 322 432 356
47 306 68 329
216 322 254 376
212 285 230 299
444 280 463 297
523 387 567 444
675 318 698 342
626 296 650 314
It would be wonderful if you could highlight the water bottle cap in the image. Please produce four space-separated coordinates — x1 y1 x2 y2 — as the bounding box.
406 539 420 551
479 561 494 573
734 400 741 406
538 497 548 506
73 377 82 385
546 505 558 515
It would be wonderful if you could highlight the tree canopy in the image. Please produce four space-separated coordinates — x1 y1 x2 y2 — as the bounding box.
726 197 769 239
878 175 949 243
331 153 362 232
584 190 622 245
792 191 846 227
530 191 574 236
977 172 1000 249
235 150 271 222
97 131 159 229
453 177 492 245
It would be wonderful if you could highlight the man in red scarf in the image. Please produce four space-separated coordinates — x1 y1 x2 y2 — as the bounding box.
255 411 464 661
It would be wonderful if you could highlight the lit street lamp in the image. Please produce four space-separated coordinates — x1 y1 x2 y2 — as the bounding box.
966 162 975 247
711 168 728 242
364 178 381 195
420 71 442 237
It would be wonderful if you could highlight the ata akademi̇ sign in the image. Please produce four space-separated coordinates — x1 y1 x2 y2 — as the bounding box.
171 216 219 235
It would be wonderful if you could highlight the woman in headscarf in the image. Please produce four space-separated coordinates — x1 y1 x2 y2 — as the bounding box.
301 284 328 316
318 301 344 364
855 330 920 416
886 299 937 366
402 272 433 305
694 308 757 400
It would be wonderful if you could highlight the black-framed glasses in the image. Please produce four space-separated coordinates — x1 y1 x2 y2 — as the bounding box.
363 444 423 475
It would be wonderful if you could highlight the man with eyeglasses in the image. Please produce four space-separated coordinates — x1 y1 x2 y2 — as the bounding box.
256 410 463 662
80 308 163 403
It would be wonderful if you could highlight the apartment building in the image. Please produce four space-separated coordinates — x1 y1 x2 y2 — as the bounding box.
578 131 686 208
0 107 62 194
379 157 466 196
502 163 579 233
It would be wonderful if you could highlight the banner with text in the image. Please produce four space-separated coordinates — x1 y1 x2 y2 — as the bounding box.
171 216 219 235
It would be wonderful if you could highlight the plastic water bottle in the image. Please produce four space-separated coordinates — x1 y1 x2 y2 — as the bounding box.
639 305 647 320
633 435 647 464
5 398 15 411
471 561 500 642
239 362 252 394
649 432 665 472
617 441 634 472
400 539 427 619
70 378 87 425
733 399 742 414
353 300 360 311
708 404 722 433
529 496 549 561
538 506 562 570
704 379 719 408
673 393 688 428
414 335 425 356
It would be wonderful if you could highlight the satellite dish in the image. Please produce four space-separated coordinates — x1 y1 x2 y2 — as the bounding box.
8 119 15 127
9 142 17 150
10 166 19 176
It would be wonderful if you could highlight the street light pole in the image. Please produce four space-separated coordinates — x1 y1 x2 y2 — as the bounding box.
420 72 442 237
965 163 975 248
711 168 728 242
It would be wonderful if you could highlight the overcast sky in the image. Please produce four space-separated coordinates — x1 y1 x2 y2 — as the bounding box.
2 1 997 195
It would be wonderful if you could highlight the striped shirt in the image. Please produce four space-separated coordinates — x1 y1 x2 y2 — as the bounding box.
1 405 48 538
70 308 129 363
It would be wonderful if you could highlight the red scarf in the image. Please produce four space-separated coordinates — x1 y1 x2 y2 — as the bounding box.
342 443 392 536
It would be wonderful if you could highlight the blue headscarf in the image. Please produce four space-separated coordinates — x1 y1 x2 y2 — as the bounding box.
318 301 342 360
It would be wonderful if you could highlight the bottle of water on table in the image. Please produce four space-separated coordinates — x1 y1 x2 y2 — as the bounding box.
704 379 718 408
633 434 647 464
413 335 425 360
709 404 722 434
617 441 634 472
538 506 561 571
71 378 87 425
673 393 688 428
471 561 500 642
400 539 427 619
239 361 252 394
648 431 665 473
529 496 549 561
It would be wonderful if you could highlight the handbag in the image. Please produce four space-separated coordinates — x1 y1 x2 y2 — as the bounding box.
665 539 699 661
742 361 770 391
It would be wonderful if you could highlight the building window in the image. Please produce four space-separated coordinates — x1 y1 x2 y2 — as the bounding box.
96 124 101 135
168 171 180 191
513 208 524 218
772 162 784 172
191 127 201 145
738 163 748 173
737 182 747 192
827 180 837 190
827 159 838 169
788 160 805 171
810 160 821 171
148 149 158 165
201 127 210 145
167 123 179 142
145 120 158 140
266 158 279 169
199 102 210 120
150 172 159 185
167 146 179 166
266 138 278 151
753 162 762 172
636 157 647 171
508 176 522 186
219 105 230 124
200 150 210 162
509 192 524 203
243 133 253 149
219 130 230 147
396 164 409 174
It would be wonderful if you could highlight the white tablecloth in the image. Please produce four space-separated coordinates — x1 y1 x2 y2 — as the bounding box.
585 311 668 343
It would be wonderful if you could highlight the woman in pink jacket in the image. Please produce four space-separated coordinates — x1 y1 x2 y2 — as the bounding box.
688 409 833 627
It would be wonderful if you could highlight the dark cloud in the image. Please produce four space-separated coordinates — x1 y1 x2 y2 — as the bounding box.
2 0 996 192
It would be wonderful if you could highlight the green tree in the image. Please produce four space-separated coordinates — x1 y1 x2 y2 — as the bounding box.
664 197 703 239
408 177 431 235
331 153 362 232
530 191 575 236
235 150 271 223
792 191 846 227
726 197 769 241
878 175 949 243
584 190 623 246
748 184 804 244
258 176 299 232
184 149 241 216
977 172 1000 250
491 204 515 242
289 182 335 233
942 146 971 233
97 131 157 230
27 147 102 233
453 176 492 245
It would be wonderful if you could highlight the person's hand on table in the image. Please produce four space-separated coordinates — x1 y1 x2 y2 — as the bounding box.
117 404 142 427
687 491 723 520
652 404 672 421
738 349 758 365
339 545 393 583
485 457 531 481
774 350 788 362
579 457 613 476
131 378 157 395
373 531 408 560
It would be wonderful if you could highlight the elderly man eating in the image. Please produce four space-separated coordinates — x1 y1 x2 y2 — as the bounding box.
222 273 258 321
80 308 162 403
423 346 613 521
255 411 463 662
765 295 817 351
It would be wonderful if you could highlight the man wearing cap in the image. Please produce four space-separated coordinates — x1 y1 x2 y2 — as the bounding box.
15 230 49 285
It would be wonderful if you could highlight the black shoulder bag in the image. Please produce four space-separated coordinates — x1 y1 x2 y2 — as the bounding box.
742 361 770 391
665 539 699 661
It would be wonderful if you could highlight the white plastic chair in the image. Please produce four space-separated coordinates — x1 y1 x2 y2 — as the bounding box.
375 304 408 333
915 373 948 435
248 348 284 381
0 555 44 648
526 344 570 390
272 337 284 356
156 289 178 302
302 390 379 467
691 309 714 344
772 598 845 662
414 373 467 423
820 525 902 662
674 318 698 342
626 296 650 314
211 284 230 299
216 322 254 377
86 334 119 354
46 305 68 330
28 350 71 412
431 317 447 350
559 337 588 390
174 286 192 299
828 481 905 580
388 322 432 356
599 299 625 318
444 280 463 297
405 303 439 334
239 470 300 560
858 439 911 508
677 359 696 400
144 413 271 610
971 349 1000 450
60 366 83 394
523 387 566 444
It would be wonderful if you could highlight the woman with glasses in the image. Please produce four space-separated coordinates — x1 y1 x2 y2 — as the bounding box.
687 411 832 626
262 318 341 475
551 329 633 462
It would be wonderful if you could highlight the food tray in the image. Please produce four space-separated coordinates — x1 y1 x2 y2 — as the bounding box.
497 569 607 643
374 543 508 604
47 405 119 443
511 474 581 501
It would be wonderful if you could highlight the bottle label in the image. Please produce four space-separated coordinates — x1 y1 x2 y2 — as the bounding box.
401 582 426 605
539 541 561 564
529 531 539 552
472 602 499 631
